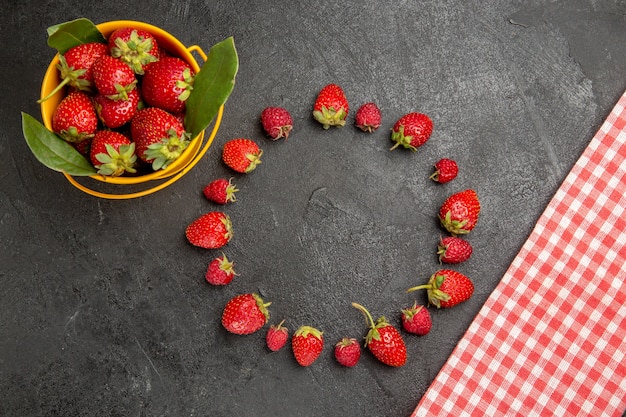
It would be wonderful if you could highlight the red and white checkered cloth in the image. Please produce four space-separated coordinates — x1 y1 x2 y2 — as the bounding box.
412 91 626 417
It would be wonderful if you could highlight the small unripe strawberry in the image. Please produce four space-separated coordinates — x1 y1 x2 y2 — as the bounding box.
355 102 381 132
401 302 432 336
205 253 237 285
438 236 473 264
266 320 289 352
261 106 293 140
203 178 238 204
430 158 458 183
334 337 361 367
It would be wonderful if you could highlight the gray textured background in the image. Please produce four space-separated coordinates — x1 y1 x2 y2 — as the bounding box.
2 1 625 416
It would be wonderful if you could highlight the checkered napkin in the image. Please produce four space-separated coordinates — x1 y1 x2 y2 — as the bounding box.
412 91 626 417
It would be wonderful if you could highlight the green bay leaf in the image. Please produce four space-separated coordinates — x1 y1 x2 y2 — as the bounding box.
185 37 239 138
21 112 97 176
47 18 106 54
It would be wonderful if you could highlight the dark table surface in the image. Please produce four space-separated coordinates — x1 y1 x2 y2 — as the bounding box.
2 1 625 416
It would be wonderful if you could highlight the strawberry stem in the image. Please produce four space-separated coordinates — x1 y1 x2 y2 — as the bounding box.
351 302 375 329
406 284 432 293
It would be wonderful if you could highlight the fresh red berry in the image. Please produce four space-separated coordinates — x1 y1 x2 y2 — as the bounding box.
334 337 361 367
355 102 381 132
439 189 481 235
390 112 433 151
222 138 263 173
266 320 289 352
205 253 237 285
92 55 138 100
51 91 98 143
203 178 238 204
221 293 271 335
185 211 233 249
93 87 141 129
352 303 407 367
438 236 473 264
292 326 324 366
401 302 432 336
312 83 349 129
407 269 475 308
89 130 137 176
261 106 293 140
108 27 160 74
130 107 190 169
431 158 458 183
142 57 195 114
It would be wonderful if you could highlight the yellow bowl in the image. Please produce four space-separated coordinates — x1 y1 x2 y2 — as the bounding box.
39 20 221 197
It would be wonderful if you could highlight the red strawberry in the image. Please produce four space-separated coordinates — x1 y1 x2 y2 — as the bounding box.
439 189 481 235
266 320 289 352
130 107 190 170
203 178 238 204
312 83 349 129
108 27 160 74
39 42 109 102
390 112 433 151
51 91 98 143
205 253 237 285
73 137 92 156
89 130 137 176
142 57 195 114
292 325 324 366
334 337 361 367
355 102 381 132
438 236 473 264
222 138 263 173
352 303 407 367
185 211 233 249
221 293 271 335
401 302 432 336
260 106 293 140
92 55 137 100
430 158 458 183
93 87 141 129
407 269 474 308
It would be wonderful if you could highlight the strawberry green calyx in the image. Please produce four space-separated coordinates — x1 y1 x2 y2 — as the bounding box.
407 274 450 308
218 253 236 274
144 129 191 170
111 30 158 75
390 125 417 151
38 56 89 104
313 106 348 129
176 68 195 102
351 302 386 346
95 143 137 176
439 210 469 235
294 325 323 340
244 149 263 173
252 293 272 322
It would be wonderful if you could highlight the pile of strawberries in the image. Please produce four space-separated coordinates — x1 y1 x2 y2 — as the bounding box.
42 27 196 176
184 83 482 368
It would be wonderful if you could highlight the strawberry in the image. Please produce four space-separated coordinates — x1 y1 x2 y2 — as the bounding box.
203 178 238 204
222 138 263 173
355 102 381 132
430 158 458 183
407 269 474 308
266 320 289 352
221 293 271 335
351 303 407 367
73 137 92 156
39 42 109 102
142 57 194 114
185 211 233 249
51 91 98 143
108 27 160 74
292 325 324 366
312 83 349 129
401 302 432 336
205 253 237 285
89 130 137 176
390 112 433 151
130 107 190 170
260 106 293 140
439 189 481 235
92 55 137 100
334 337 361 367
93 87 141 129
438 236 473 264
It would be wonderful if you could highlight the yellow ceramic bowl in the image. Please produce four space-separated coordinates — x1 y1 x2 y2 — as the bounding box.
39 20 217 190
